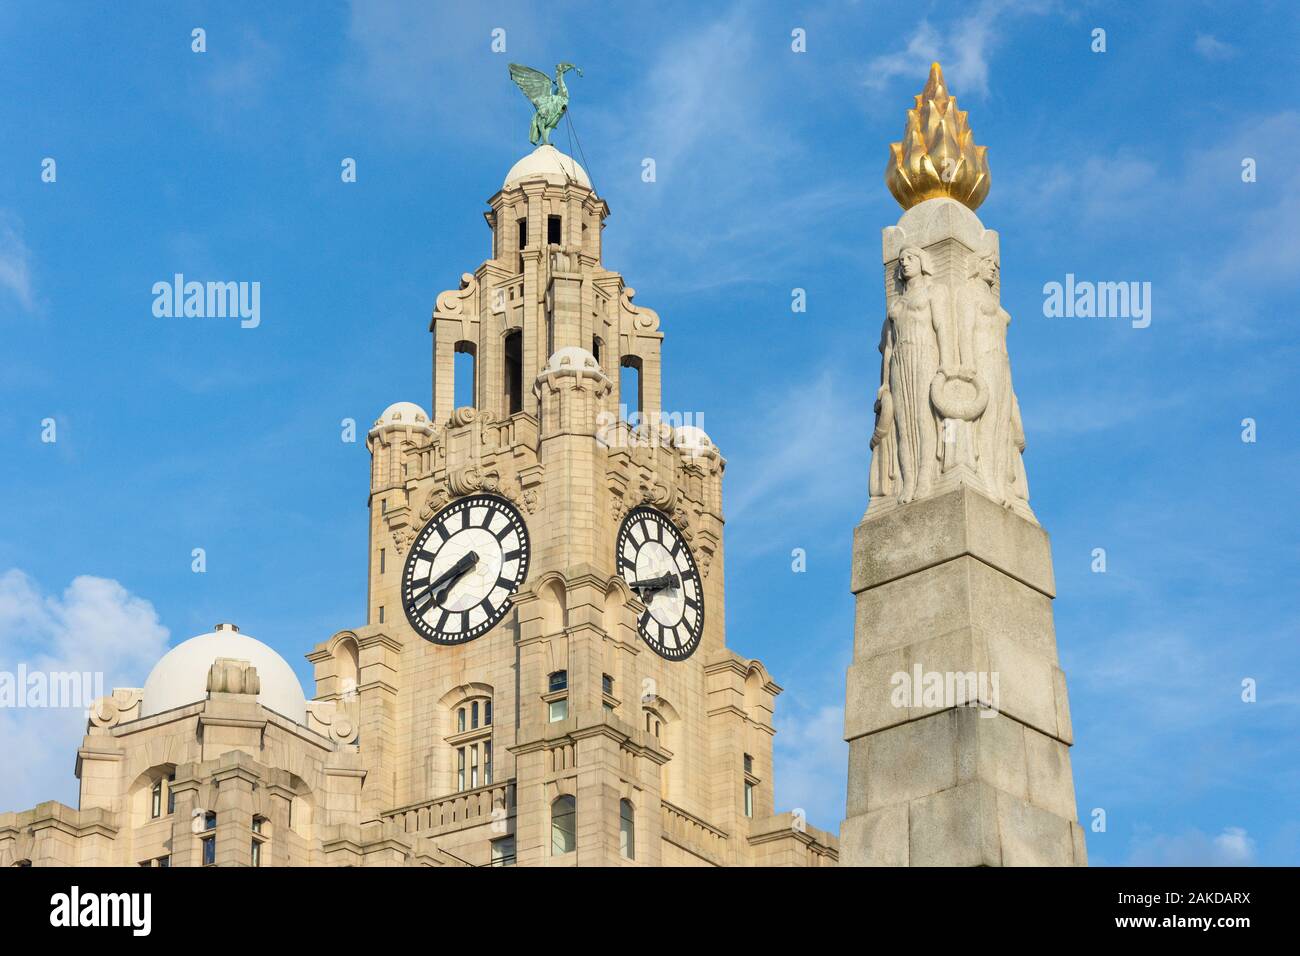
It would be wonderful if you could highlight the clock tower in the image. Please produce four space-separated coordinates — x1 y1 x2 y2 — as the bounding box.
326 142 837 866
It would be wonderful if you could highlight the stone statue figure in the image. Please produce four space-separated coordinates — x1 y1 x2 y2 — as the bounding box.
956 253 1030 508
869 320 899 500
880 246 953 503
508 62 583 146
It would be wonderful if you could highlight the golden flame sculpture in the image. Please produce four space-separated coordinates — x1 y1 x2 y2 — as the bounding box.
886 62 989 211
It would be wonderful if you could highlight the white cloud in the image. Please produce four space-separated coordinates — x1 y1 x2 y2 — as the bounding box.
863 0 1051 99
1127 826 1257 866
1193 34 1237 62
0 570 169 812
0 212 34 311
773 701 847 833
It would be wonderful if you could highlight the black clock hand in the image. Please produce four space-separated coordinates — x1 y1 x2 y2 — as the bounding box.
426 551 479 601
629 572 680 593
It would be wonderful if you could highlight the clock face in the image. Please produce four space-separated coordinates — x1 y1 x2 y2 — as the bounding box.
401 493 531 645
616 506 704 661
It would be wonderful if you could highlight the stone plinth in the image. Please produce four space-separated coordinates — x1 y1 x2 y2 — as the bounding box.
841 487 1085 866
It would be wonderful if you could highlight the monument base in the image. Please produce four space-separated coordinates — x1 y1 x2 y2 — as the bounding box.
840 486 1086 866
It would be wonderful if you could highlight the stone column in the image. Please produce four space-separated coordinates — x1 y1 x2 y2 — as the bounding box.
843 62 1085 867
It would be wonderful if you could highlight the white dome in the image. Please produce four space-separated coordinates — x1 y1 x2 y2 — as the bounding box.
503 145 591 190
674 425 717 460
140 624 308 723
373 401 431 430
545 346 601 373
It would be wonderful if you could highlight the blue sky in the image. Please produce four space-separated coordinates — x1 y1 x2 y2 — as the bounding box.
1 0 1297 865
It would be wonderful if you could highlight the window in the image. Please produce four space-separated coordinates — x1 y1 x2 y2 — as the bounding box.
504 330 523 415
252 816 264 834
166 774 175 814
603 702 615 720
378 606 385 624
551 796 576 855
151 779 162 818
517 217 528 250
592 335 603 366
744 753 753 774
744 781 754 818
379 548 386 574
547 214 562 245
548 670 569 722
620 357 643 421
251 839 262 867
204 811 216 831
202 836 216 866
452 694 494 792
602 674 614 695
491 835 516 867
619 799 635 860
454 341 477 409
158 855 171 868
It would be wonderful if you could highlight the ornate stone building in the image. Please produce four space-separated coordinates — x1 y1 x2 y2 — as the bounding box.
0 144 837 868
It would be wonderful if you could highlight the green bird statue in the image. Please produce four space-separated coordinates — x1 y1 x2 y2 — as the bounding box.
508 62 583 147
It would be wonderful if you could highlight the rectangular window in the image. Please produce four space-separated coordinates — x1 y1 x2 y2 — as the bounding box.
603 702 614 720
602 674 614 695
744 753 753 774
484 740 493 785
491 835 516 867
380 548 386 574
470 744 480 788
549 698 568 723
158 855 170 868
151 780 162 818
202 836 216 866
251 816 264 834
251 839 262 867
378 606 385 624
549 671 567 693
744 781 754 818
166 774 176 815
204 811 217 831
457 747 466 791
547 215 562 245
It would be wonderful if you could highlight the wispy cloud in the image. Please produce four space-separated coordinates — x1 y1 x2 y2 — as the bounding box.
863 0 1052 99
1127 825 1256 865
0 212 34 311
1193 34 1237 62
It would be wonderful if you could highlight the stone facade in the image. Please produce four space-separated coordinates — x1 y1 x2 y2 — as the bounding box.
1 146 837 868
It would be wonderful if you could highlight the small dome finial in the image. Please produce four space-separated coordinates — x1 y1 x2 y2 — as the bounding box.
885 61 990 212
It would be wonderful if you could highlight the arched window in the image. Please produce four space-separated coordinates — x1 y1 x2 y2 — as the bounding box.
451 693 494 792
454 341 477 409
620 356 642 422
619 799 635 860
551 795 576 855
503 330 523 415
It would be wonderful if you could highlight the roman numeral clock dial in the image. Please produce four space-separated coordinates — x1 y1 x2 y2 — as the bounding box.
401 494 531 645
617 506 704 661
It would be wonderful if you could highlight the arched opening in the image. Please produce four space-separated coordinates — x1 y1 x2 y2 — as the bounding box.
333 637 360 701
620 356 642 423
454 341 477 409
550 795 576 855
503 329 523 415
